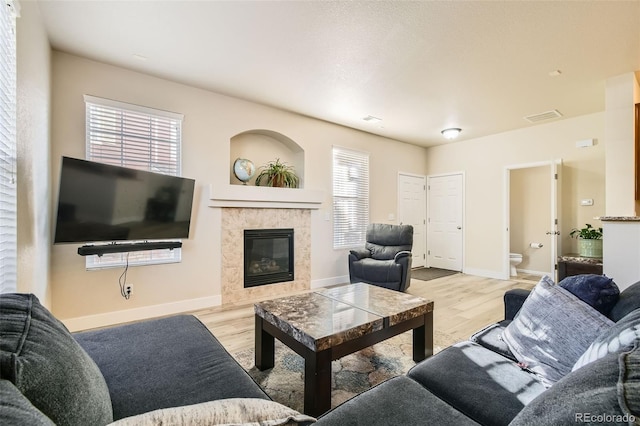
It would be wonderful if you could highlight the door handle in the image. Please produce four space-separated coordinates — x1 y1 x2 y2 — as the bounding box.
545 231 561 235
457 226 462 230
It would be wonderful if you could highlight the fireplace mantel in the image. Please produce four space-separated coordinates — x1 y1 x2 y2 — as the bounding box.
208 184 324 209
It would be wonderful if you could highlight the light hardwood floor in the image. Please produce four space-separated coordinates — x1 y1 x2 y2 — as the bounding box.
189 273 537 355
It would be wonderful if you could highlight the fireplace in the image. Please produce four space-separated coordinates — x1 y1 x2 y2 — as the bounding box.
244 228 294 288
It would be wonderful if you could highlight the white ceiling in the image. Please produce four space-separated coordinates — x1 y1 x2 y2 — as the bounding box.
36 0 640 147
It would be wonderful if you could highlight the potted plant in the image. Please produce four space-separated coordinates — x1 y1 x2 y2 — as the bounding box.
569 223 603 258
255 158 299 188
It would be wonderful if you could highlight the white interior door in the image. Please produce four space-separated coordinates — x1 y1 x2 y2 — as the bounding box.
427 173 463 271
550 160 562 279
398 173 426 268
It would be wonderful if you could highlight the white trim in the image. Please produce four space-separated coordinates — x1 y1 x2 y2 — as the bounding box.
503 167 511 280
7 0 20 17
0 0 17 293
397 171 427 268
516 268 547 277
426 170 466 179
504 160 553 171
311 275 349 289
463 267 507 280
331 144 370 156
460 172 466 272
83 94 184 121
209 200 321 209
396 171 425 179
504 160 562 281
62 295 221 332
552 160 563 281
208 184 324 209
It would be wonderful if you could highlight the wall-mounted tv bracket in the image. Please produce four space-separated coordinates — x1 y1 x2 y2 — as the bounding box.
77 241 182 256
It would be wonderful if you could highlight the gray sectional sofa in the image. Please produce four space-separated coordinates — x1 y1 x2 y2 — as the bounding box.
2 277 639 425
0 293 313 425
316 278 640 425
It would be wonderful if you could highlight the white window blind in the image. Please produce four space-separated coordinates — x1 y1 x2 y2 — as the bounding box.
84 95 184 269
332 146 369 249
0 1 18 293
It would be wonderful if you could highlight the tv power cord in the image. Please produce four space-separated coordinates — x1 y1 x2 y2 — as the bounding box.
119 252 132 300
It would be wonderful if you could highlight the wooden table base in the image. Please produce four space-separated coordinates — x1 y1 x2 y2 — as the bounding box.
255 311 433 416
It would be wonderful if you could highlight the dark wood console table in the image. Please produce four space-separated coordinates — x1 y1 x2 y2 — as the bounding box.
557 254 603 281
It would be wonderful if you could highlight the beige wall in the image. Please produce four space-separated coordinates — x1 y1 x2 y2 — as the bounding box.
229 132 303 187
425 113 606 278
605 73 639 216
42 48 624 324
16 1 51 305
50 52 428 324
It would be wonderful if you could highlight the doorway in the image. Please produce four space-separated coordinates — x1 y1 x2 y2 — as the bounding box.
504 160 561 280
426 173 464 271
398 173 427 268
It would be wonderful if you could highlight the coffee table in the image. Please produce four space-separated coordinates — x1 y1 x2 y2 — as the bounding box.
254 282 434 416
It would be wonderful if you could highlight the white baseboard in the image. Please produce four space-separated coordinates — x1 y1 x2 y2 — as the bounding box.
516 268 547 277
311 275 349 289
62 295 222 332
463 267 508 280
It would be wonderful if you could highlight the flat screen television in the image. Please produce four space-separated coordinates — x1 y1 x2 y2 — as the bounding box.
54 156 196 244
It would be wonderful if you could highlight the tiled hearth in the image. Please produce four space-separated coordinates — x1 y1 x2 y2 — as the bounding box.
221 208 311 304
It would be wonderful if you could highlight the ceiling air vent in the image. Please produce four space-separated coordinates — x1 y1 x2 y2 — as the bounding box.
524 109 563 123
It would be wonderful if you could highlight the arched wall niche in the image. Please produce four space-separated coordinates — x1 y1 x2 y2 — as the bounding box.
229 129 305 188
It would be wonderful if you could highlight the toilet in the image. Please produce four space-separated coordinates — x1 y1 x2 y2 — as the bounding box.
509 253 523 277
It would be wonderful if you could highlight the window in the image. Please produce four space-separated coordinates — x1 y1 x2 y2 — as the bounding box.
0 1 18 293
84 95 184 269
332 146 369 249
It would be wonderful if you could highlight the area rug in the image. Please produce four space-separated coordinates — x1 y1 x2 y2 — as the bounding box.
412 267 459 282
232 330 461 413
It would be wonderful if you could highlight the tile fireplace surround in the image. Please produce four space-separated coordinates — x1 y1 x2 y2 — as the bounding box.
221 208 311 304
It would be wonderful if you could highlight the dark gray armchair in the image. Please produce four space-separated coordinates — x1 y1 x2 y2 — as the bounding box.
348 223 414 292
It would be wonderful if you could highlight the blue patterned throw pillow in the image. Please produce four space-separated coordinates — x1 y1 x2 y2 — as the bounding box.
573 308 640 371
511 341 640 426
503 276 614 386
559 274 619 316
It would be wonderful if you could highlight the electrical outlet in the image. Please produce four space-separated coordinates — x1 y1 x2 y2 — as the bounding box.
125 283 133 296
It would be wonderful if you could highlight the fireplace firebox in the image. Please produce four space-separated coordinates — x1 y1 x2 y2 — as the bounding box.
244 228 294 288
